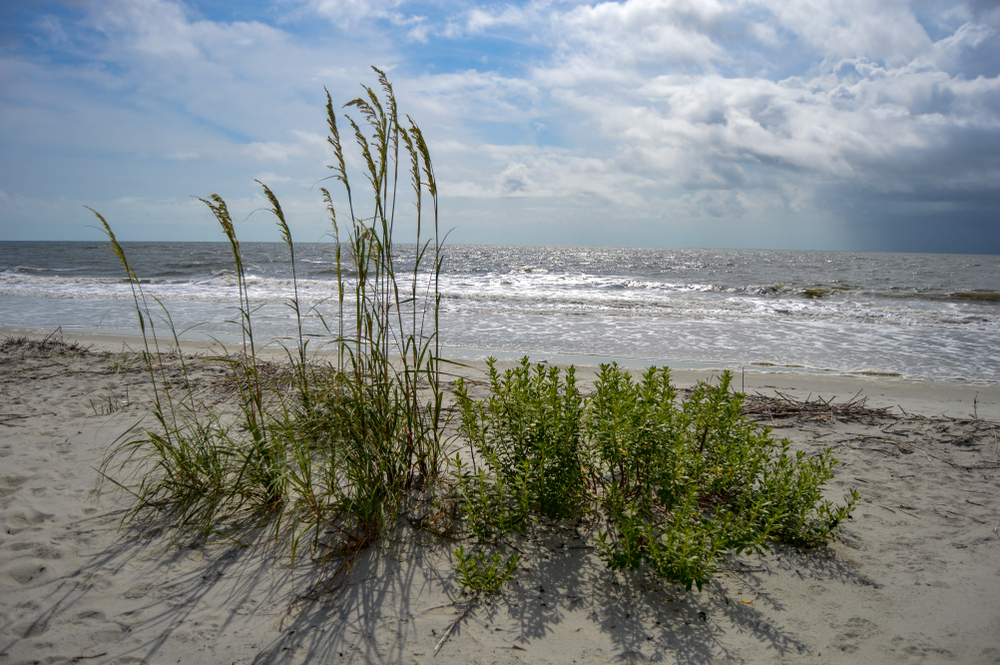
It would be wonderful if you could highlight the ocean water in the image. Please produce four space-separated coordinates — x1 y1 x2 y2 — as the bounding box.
1 241 998 384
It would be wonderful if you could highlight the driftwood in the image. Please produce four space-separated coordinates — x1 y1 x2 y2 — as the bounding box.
742 389 893 425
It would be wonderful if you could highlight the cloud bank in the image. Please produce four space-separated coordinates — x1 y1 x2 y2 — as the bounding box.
0 0 997 251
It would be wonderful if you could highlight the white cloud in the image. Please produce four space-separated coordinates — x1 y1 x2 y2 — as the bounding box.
441 179 495 198
254 171 295 184
765 0 933 63
34 14 73 49
84 0 202 60
405 69 542 122
1 0 998 250
244 141 304 162
463 3 538 33
311 0 401 24
559 0 731 66
307 0 432 38
499 162 534 195
372 0 1000 245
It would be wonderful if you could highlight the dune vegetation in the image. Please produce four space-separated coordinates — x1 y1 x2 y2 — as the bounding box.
92 68 857 597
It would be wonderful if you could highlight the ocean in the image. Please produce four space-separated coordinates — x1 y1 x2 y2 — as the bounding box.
1 241 998 384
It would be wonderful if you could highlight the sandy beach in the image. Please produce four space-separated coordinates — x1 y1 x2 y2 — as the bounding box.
1 327 998 664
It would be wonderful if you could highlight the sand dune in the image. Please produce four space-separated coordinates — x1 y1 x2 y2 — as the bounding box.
0 329 998 664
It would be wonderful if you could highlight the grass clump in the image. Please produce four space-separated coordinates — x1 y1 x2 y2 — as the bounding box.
454 360 858 592
95 68 445 576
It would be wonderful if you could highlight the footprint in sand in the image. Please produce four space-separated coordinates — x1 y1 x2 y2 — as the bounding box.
90 625 130 643
0 557 51 586
70 570 116 592
12 615 49 638
831 616 878 654
122 583 152 599
3 541 62 562
70 610 131 644
2 507 55 535
0 474 28 508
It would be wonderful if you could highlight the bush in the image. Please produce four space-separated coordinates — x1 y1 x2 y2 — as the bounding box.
453 360 858 592
455 358 585 523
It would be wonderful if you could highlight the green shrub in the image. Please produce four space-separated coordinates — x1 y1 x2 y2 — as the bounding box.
452 546 521 594
453 360 858 592
455 358 585 523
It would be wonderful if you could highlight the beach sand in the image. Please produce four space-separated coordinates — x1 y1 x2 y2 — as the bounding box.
0 328 998 664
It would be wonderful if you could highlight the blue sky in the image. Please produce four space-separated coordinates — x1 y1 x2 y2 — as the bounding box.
1 0 998 252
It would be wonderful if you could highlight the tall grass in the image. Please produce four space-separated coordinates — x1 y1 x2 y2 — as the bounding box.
97 68 445 577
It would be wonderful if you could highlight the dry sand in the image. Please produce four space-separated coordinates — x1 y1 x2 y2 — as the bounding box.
0 328 998 664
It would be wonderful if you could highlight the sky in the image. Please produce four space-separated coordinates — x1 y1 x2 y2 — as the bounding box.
1 0 998 252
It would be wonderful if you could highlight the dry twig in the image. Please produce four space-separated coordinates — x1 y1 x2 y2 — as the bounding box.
434 601 475 655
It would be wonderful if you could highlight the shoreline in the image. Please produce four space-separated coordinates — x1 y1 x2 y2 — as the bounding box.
0 328 998 663
4 325 999 421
